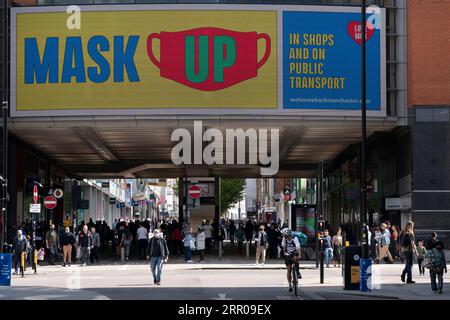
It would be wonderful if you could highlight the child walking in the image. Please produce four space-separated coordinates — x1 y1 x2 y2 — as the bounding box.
417 240 427 275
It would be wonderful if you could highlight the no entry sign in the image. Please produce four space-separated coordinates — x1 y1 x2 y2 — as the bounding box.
33 185 38 204
43 196 57 210
188 185 201 199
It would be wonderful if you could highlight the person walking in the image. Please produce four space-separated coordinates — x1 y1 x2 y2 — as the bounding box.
332 228 343 268
376 223 394 263
61 227 75 267
323 230 333 268
417 239 427 276
196 226 206 262
12 230 27 275
399 221 419 284
77 225 93 266
172 224 183 256
428 241 447 294
228 220 236 245
137 223 149 260
203 220 213 254
255 225 268 266
90 227 101 264
146 229 169 285
390 225 400 261
236 225 245 254
267 224 279 259
120 222 133 261
183 227 194 263
427 232 439 250
45 224 59 265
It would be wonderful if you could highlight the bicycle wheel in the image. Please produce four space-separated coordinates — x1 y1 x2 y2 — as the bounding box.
292 264 298 296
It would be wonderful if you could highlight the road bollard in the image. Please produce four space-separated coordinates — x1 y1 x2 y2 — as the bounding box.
246 241 249 260
219 241 223 261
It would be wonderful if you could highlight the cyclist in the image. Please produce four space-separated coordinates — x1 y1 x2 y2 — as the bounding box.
281 228 302 292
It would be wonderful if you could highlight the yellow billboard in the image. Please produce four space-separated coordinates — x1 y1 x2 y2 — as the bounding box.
14 8 277 111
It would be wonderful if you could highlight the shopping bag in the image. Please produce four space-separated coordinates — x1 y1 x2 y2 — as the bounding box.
76 247 81 260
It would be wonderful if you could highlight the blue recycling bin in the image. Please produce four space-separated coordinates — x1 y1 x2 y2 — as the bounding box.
0 253 12 286
360 258 372 292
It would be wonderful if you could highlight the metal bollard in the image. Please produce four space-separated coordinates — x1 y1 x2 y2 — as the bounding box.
246 241 250 260
219 241 223 261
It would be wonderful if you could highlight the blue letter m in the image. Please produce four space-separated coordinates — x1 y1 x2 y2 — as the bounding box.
25 37 59 84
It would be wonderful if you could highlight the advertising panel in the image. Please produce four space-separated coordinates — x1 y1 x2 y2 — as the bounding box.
11 5 385 117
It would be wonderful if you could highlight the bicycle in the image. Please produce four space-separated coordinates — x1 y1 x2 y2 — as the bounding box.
288 256 301 296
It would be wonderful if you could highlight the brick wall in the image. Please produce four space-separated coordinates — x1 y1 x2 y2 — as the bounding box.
408 0 450 107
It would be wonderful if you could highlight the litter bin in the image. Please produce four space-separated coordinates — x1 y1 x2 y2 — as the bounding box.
343 245 362 290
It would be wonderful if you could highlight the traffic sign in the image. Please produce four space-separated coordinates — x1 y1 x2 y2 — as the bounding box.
43 196 57 210
33 185 38 204
53 188 64 199
188 185 201 199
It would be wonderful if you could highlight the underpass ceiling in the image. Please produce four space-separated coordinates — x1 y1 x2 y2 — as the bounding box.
8 116 398 178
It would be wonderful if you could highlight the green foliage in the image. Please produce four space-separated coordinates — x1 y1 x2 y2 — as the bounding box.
220 178 246 214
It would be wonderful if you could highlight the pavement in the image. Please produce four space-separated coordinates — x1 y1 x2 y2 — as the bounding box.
1 257 449 300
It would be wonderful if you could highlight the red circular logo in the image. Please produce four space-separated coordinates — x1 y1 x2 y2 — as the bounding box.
188 185 201 199
44 196 58 209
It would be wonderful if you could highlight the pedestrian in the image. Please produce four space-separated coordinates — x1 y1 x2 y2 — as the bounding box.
120 222 133 261
267 224 279 259
172 223 183 256
255 225 268 266
61 227 75 267
137 223 149 259
196 226 206 262
427 232 439 250
12 230 27 275
332 228 343 268
183 227 194 263
245 219 254 244
399 221 419 284
77 225 93 266
323 230 333 268
236 225 245 254
376 223 394 263
45 224 59 265
417 239 427 275
390 225 400 261
146 229 169 285
228 220 236 245
428 241 447 294
203 220 213 254
90 227 101 264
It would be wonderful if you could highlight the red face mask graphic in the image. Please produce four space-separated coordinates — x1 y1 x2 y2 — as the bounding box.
147 27 271 91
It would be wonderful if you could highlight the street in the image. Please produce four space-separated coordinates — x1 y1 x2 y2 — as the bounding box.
1 261 449 300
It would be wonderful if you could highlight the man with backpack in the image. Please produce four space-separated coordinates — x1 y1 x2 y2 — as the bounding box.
77 225 93 266
281 228 302 293
423 241 447 294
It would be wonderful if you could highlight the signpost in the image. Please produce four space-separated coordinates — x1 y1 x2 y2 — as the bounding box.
188 185 201 199
43 196 57 210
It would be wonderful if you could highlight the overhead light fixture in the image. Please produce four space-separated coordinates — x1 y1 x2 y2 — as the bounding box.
71 127 119 162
